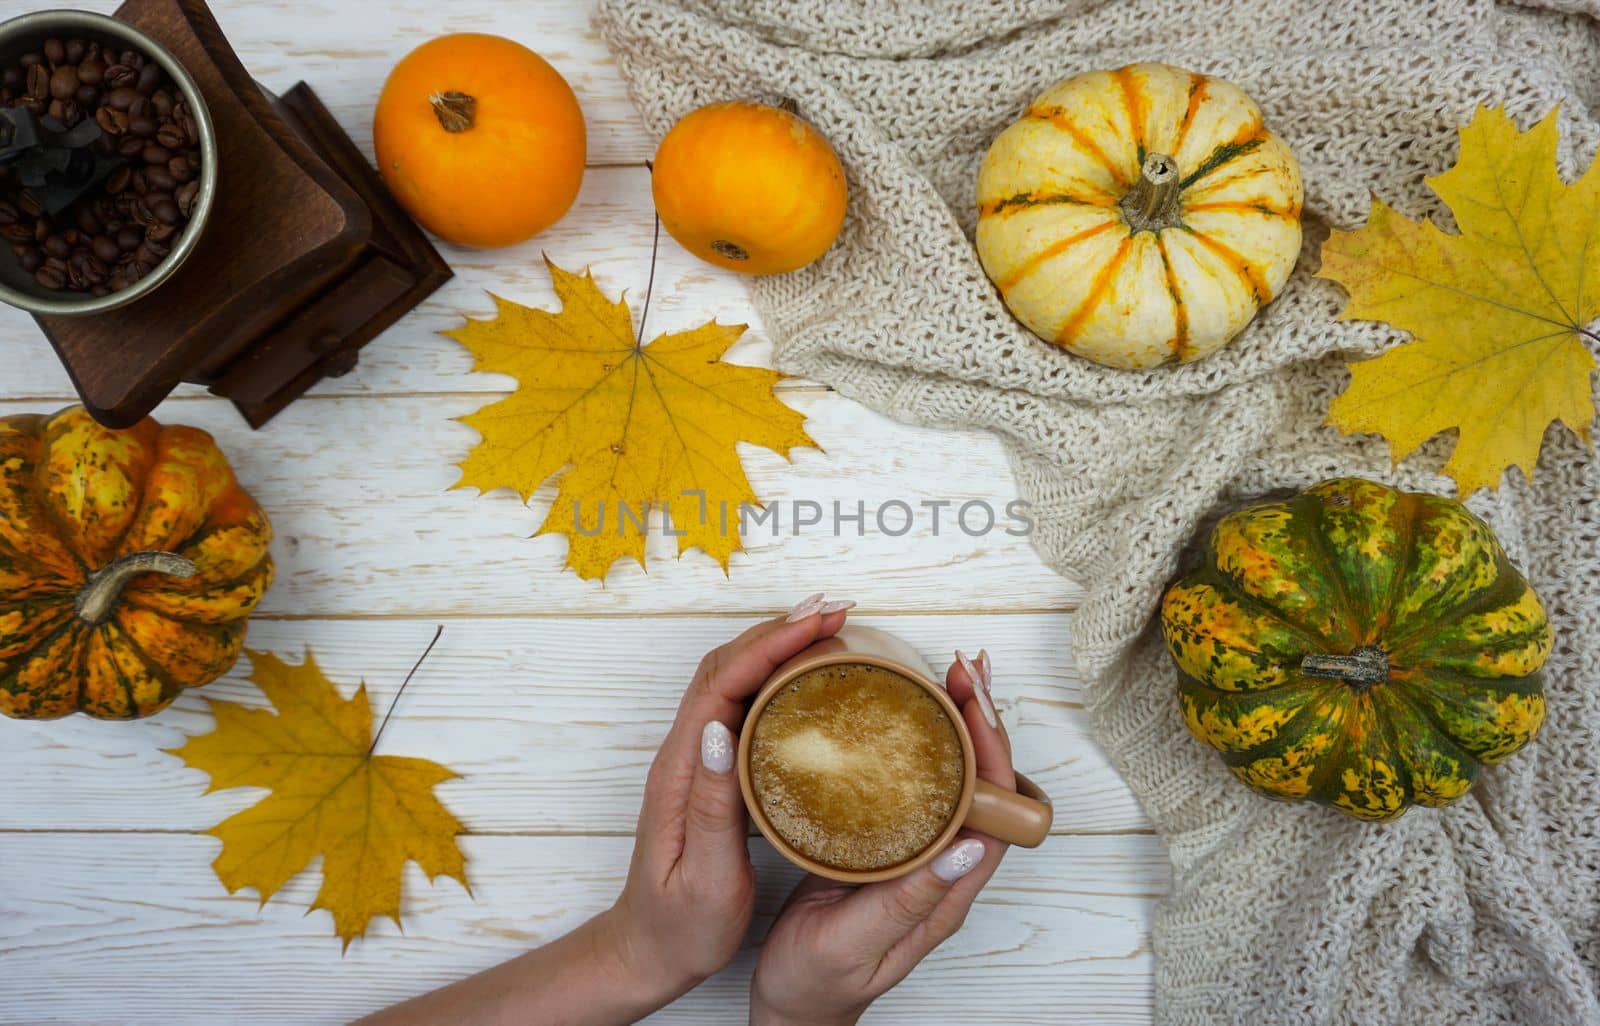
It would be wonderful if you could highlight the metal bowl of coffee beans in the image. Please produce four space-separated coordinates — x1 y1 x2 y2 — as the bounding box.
0 9 216 317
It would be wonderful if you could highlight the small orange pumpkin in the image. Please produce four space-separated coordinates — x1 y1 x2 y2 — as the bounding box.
652 101 847 275
374 33 586 248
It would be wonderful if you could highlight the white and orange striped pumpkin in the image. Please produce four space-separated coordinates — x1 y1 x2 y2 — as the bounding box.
975 63 1303 369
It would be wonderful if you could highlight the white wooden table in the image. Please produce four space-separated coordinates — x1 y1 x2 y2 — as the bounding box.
0 3 1165 1023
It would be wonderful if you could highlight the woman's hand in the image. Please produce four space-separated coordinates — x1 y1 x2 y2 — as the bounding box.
604 594 857 1005
353 595 854 1026
749 649 1010 1026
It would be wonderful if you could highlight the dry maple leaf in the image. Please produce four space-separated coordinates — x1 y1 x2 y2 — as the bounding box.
167 647 468 949
1318 105 1600 493
445 258 815 581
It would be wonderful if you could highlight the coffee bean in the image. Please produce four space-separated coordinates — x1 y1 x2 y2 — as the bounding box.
94 106 124 136
145 222 176 243
175 180 199 217
42 38 65 66
65 38 86 64
116 226 142 251
128 114 156 138
106 166 131 195
80 254 106 284
18 52 44 69
117 136 144 159
136 62 161 95
0 223 34 244
18 247 42 273
109 272 129 291
24 63 48 99
55 100 82 127
91 234 119 263
49 65 78 100
77 57 104 86
61 228 80 246
0 201 16 225
130 260 151 281
75 207 100 235
104 64 135 89
21 97 46 117
151 89 174 118
42 235 70 259
165 156 193 184
75 83 98 106
91 284 110 298
148 197 179 225
1 67 22 90
17 192 41 218
181 113 197 146
141 144 171 166
32 219 48 243
119 50 143 72
144 167 175 192
108 86 139 111
34 265 64 290
154 122 184 149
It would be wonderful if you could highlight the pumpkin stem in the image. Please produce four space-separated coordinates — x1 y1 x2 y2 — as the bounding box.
75 551 198 626
1120 153 1184 233
430 91 477 133
1301 646 1390 689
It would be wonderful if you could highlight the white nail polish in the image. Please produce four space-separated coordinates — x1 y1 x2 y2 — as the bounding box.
977 648 992 690
701 721 734 774
932 839 986 882
785 592 826 622
818 598 855 614
974 682 999 730
955 650 981 688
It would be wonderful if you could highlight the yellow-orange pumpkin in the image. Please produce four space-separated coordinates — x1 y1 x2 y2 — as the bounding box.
0 408 274 720
374 33 586 248
976 63 1303 369
652 101 847 275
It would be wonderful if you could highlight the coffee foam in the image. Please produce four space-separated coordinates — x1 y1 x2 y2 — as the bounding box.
750 662 965 872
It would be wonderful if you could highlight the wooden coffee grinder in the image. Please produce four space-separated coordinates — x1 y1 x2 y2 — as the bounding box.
25 0 450 428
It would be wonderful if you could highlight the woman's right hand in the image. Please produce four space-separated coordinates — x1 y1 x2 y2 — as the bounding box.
748 650 1012 1026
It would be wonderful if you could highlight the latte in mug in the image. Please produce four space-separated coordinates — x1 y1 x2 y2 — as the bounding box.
748 662 965 872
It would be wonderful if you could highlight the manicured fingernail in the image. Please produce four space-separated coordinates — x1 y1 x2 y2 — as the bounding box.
977 648 992 690
974 685 998 730
818 598 855 614
955 649 981 687
701 720 734 774
785 592 826 622
932 838 986 882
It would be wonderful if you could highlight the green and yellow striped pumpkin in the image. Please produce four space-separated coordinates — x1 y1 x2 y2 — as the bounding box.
1 407 274 720
976 62 1302 369
1161 479 1551 822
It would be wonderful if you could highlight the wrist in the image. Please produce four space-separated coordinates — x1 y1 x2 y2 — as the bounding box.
593 900 700 1010
749 994 862 1026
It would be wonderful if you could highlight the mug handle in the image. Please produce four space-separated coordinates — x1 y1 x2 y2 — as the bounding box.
962 772 1053 848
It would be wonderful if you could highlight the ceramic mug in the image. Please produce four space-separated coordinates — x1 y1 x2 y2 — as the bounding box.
737 624 1054 883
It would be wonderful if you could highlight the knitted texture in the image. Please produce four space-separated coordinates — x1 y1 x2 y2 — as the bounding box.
594 2 1600 1022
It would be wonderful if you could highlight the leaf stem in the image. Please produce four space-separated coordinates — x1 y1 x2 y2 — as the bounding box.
369 624 444 756
638 161 660 350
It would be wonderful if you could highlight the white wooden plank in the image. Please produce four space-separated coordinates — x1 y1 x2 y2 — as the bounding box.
0 831 1162 1025
0 395 1082 615
0 615 1148 833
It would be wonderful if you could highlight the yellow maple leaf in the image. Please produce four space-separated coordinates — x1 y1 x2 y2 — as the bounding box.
445 258 815 580
167 648 468 949
1318 105 1600 493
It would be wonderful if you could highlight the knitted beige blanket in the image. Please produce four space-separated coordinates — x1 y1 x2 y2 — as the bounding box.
595 2 1600 1022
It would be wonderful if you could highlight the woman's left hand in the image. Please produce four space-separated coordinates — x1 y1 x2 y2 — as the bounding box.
601 595 855 1005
